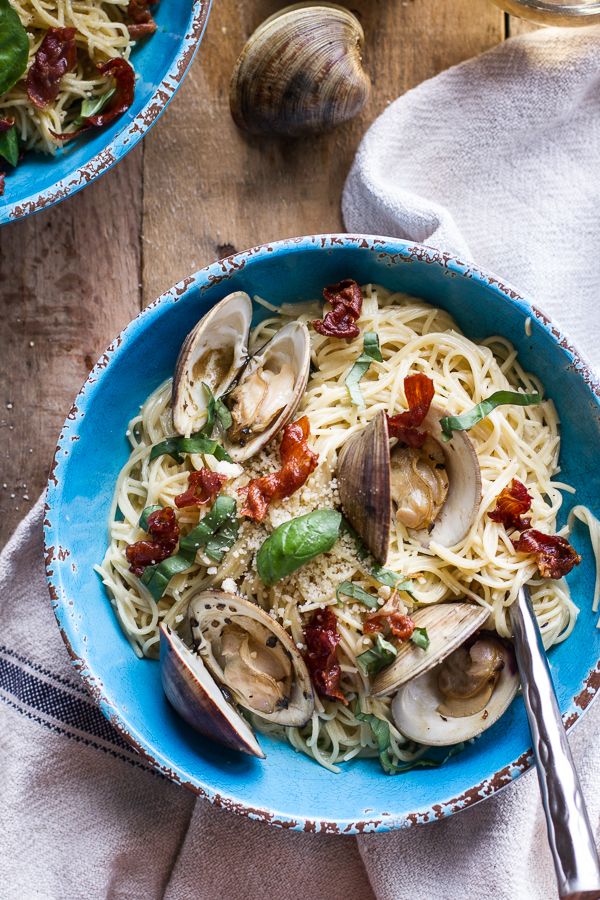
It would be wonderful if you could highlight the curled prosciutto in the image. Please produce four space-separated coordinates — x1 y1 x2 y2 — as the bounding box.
240 416 318 522
512 529 581 580
303 607 347 704
386 373 434 449
175 469 227 509
126 507 179 576
488 478 532 530
312 279 363 340
27 28 77 109
127 0 157 37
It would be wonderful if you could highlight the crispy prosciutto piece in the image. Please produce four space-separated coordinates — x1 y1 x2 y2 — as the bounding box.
26 28 77 109
386 373 435 449
126 507 179 576
312 279 363 340
303 607 347 704
489 479 532 531
512 529 581 580
240 416 318 522
51 57 135 142
363 594 415 641
174 468 227 509
127 0 157 38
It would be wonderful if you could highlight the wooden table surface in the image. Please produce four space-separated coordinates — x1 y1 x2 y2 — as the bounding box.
0 1 534 546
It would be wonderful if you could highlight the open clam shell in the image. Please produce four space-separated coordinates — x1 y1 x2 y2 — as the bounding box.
391 636 519 746
337 406 482 563
222 321 311 462
160 622 265 758
189 590 314 726
172 291 253 437
371 602 490 697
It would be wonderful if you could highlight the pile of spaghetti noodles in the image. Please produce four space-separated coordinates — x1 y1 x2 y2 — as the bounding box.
0 0 153 158
97 285 588 772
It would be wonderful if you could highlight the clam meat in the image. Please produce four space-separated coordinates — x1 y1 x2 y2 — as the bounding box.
368 602 519 746
337 407 481 564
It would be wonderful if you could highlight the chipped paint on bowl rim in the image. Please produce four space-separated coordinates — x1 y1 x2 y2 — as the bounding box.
0 0 211 225
44 235 600 833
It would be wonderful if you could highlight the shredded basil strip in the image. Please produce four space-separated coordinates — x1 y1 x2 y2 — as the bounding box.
141 496 239 600
141 554 194 601
0 0 29 96
336 581 380 609
440 390 542 440
411 626 430 651
354 703 464 775
341 517 415 595
0 124 18 168
215 397 233 430
356 633 397 677
257 509 342 586
149 434 231 464
345 332 383 407
178 495 237 558
73 87 116 126
138 504 162 532
199 382 233 436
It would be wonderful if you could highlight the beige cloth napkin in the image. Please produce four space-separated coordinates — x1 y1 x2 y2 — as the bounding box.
3 25 600 900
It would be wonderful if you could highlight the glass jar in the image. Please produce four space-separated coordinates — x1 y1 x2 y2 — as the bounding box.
491 0 600 24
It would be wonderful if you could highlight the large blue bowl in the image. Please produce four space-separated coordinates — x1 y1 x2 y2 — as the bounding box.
0 0 211 224
44 235 600 833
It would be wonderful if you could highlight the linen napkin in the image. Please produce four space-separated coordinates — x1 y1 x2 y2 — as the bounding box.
3 24 600 900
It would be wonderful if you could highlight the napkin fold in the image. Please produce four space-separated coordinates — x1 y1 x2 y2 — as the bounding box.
3 25 600 900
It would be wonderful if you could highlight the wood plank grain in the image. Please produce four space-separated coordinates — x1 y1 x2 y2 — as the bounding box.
0 149 143 546
142 0 505 302
508 14 540 34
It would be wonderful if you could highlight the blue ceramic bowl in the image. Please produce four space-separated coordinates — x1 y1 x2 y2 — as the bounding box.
45 235 600 833
0 0 211 224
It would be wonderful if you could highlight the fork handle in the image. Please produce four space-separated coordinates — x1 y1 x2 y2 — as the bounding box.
510 586 600 899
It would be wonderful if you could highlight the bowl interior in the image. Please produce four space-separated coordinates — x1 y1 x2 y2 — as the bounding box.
0 0 209 223
45 237 600 832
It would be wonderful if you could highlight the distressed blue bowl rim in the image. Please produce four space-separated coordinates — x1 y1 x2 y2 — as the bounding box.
44 234 600 833
0 0 211 225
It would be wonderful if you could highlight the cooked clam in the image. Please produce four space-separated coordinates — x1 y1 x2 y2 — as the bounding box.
366 601 519 746
160 622 265 758
172 291 252 437
222 321 311 462
230 4 370 137
189 590 314 726
337 407 481 564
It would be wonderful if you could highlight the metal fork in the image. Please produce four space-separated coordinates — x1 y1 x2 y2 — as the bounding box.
510 585 600 899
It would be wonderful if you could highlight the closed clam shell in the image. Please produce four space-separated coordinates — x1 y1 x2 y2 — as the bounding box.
160 622 265 758
230 4 371 137
189 590 314 726
371 602 490 697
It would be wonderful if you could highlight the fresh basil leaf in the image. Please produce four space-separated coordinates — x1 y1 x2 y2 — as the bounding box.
141 554 193 600
138 504 162 532
72 87 116 127
0 124 18 167
200 382 216 436
356 633 397 677
440 390 542 440
345 332 382 408
150 434 231 464
336 580 379 609
411 626 430 651
179 495 237 558
257 509 342 586
0 0 28 95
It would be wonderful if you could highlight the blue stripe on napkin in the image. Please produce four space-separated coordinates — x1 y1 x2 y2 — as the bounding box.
0 644 161 775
